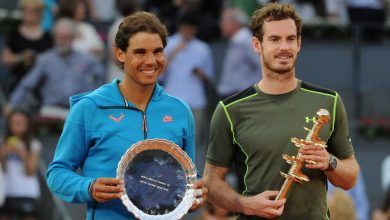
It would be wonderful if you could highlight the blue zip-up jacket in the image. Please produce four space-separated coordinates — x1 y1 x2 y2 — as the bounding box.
47 80 195 219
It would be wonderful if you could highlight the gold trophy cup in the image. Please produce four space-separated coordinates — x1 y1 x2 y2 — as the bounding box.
275 109 330 200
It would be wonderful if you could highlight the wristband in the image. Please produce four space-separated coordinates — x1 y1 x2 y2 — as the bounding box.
88 179 96 198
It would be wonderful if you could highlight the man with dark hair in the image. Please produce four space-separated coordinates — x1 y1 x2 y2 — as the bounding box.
161 9 214 151
47 11 207 219
204 3 359 219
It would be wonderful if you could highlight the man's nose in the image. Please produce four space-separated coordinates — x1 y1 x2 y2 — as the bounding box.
145 53 157 64
279 38 291 50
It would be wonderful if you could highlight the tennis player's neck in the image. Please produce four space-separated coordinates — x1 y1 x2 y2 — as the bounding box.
258 77 298 95
118 81 153 111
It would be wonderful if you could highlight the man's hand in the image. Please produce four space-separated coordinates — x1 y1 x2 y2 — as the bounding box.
298 145 330 171
242 190 286 219
91 178 124 202
190 179 208 211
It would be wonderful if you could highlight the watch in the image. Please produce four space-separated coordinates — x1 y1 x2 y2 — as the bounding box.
88 179 96 198
326 153 337 171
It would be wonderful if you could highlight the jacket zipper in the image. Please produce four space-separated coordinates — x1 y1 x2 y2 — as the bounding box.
142 112 147 139
100 85 155 140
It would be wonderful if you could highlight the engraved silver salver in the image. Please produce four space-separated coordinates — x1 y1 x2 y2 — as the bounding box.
116 139 197 220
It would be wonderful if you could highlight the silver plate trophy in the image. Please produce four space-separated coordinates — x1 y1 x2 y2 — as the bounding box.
116 139 197 220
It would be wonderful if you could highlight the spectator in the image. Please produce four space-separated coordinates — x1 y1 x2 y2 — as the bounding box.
217 7 261 99
161 10 214 149
324 0 348 24
1 0 53 97
328 189 358 220
86 0 117 23
328 172 369 220
58 0 104 59
0 110 42 220
8 18 105 119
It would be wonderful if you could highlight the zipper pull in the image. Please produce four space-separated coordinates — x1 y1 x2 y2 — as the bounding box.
142 113 148 133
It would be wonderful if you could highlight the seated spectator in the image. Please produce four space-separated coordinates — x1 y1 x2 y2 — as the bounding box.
58 0 104 60
161 9 214 148
1 0 53 97
328 189 358 220
0 110 42 220
324 0 348 24
328 172 369 220
8 18 105 119
85 0 117 23
217 7 261 100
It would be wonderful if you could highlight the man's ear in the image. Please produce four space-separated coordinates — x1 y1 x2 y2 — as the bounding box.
297 36 301 53
252 37 262 54
115 48 126 63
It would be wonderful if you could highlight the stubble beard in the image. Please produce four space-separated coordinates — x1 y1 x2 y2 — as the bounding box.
263 56 297 80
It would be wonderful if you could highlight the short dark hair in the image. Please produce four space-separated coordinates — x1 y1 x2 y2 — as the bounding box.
250 3 302 42
115 11 168 70
178 10 201 27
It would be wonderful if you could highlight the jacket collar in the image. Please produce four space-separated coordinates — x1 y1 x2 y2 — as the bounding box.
70 79 165 108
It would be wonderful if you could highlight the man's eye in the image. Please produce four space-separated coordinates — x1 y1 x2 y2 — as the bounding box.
134 49 146 54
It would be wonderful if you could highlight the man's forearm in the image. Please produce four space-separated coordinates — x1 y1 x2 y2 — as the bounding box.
326 156 359 190
209 176 245 212
204 164 246 214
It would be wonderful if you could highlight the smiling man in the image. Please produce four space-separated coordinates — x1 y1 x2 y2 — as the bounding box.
204 3 359 219
47 12 207 220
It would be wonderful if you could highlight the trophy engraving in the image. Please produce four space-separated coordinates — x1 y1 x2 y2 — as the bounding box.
275 109 330 200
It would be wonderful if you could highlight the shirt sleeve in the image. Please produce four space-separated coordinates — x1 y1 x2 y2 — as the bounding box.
327 93 354 159
201 46 214 80
206 102 234 167
46 98 95 203
90 58 105 87
9 56 45 107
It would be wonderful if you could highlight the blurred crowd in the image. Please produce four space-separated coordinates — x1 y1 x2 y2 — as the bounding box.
0 0 389 219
